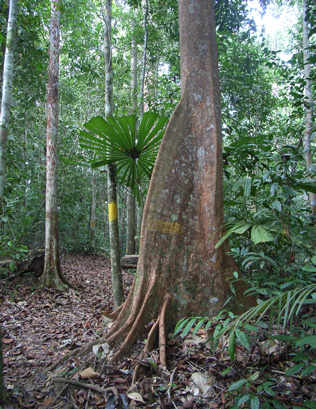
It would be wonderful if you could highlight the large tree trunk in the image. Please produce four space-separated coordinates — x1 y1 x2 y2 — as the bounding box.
104 0 124 307
104 0 254 361
302 0 316 215
41 0 68 290
0 0 17 204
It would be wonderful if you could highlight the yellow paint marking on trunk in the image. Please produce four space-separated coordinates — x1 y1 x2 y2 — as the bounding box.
148 219 183 235
108 201 118 222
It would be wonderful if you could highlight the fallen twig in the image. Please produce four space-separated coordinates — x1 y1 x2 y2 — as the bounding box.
52 377 119 399
167 367 178 409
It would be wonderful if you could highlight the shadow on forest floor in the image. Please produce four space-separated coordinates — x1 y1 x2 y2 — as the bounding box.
0 254 315 408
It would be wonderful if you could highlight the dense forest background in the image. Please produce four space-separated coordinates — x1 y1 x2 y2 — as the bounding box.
1 0 316 407
1 0 315 281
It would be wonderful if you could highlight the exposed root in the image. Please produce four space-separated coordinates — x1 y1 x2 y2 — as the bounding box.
47 384 69 409
53 378 119 399
132 293 173 383
105 273 153 341
102 302 125 320
111 282 157 360
159 294 172 367
108 276 157 360
132 318 160 384
43 347 82 374
82 335 107 356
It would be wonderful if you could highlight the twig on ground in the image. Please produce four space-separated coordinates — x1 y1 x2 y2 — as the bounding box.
167 367 178 409
85 389 91 409
52 377 119 399
47 384 69 408
44 347 82 374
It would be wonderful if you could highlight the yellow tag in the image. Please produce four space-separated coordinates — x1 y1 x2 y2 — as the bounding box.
108 201 118 222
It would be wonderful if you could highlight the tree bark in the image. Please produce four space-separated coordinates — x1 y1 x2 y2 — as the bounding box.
126 41 138 254
89 171 97 252
127 190 136 254
0 328 7 405
0 1 17 396
41 0 68 290
108 163 124 308
0 0 17 204
104 0 124 308
131 39 137 114
139 0 148 119
302 0 316 215
104 0 254 361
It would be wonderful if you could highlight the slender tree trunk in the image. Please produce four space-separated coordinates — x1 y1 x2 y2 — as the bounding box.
0 0 17 204
89 171 97 253
302 0 316 215
131 39 138 114
0 2 17 395
139 0 148 119
0 328 7 405
41 0 68 289
120 189 127 254
108 164 124 307
155 51 159 100
104 0 124 308
127 39 138 254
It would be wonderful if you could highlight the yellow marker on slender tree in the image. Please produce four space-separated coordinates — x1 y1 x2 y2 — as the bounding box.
108 201 118 222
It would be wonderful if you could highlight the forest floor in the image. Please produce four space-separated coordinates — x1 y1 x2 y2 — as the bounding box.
1 254 315 409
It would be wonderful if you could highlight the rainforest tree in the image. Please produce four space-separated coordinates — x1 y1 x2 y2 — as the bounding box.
0 0 17 205
41 0 69 289
101 0 255 362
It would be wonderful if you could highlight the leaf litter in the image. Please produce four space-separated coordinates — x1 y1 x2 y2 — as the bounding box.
0 254 315 408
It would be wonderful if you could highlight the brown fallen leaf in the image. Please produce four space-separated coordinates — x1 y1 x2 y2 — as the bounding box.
79 367 100 379
3 338 14 344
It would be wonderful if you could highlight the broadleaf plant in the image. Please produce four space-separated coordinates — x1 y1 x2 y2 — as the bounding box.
79 111 169 205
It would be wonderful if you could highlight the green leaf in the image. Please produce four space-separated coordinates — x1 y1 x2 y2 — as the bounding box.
79 112 168 205
282 185 297 197
250 395 260 409
285 362 305 376
272 200 282 212
237 394 250 406
215 222 252 249
300 364 316 377
181 317 199 338
295 335 316 348
228 378 247 391
251 225 273 245
235 328 250 349
244 178 251 197
192 318 206 335
9 262 16 272
263 383 275 397
293 182 316 194
247 371 260 382
173 318 190 336
228 330 235 361
302 402 316 409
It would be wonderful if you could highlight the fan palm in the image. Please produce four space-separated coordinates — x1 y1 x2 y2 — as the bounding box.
79 111 169 204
